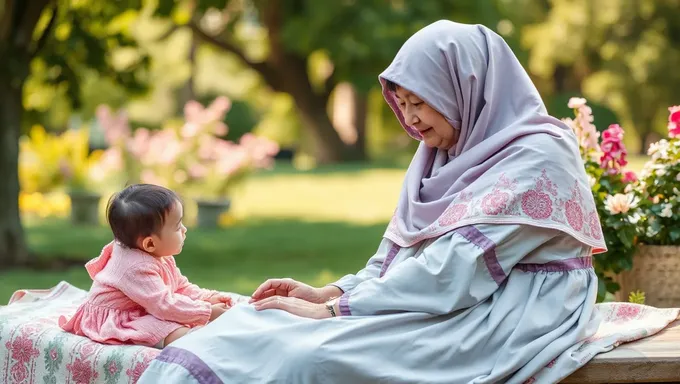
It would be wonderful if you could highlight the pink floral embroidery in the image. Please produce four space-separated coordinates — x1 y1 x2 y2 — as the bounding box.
67 357 99 384
497 173 519 190
565 182 585 231
106 360 120 376
615 304 641 321
521 170 556 220
588 211 603 240
80 342 98 358
10 363 28 383
126 350 158 384
438 204 468 226
546 358 557 368
523 377 536 384
481 190 510 215
49 348 59 361
126 362 145 383
521 190 553 219
5 335 40 364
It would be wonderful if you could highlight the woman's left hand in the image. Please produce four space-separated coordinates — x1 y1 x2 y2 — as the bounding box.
253 296 330 319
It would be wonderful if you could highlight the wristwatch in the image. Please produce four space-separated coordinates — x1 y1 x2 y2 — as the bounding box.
325 297 338 317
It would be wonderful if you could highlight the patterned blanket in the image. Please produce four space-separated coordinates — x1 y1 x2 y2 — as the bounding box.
0 282 247 384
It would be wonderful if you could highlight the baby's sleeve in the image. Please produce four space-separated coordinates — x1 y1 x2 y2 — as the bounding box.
118 262 212 327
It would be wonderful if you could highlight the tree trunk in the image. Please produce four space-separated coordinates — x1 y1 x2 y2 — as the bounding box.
276 54 364 163
0 59 31 268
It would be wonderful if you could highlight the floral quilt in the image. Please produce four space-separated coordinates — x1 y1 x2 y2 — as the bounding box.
0 281 247 384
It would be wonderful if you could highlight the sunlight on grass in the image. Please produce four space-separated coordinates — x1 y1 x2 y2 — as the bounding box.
230 168 405 224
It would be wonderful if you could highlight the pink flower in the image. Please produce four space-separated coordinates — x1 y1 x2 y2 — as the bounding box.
67 357 99 384
623 171 638 183
107 361 119 376
96 105 131 146
6 335 40 363
600 124 629 174
668 105 680 138
10 363 28 383
100 148 124 171
565 99 600 153
127 128 151 159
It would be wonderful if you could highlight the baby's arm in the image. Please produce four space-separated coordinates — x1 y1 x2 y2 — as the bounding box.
169 258 233 306
118 262 214 327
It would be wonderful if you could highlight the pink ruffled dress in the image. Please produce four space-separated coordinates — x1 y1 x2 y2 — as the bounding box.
60 241 229 347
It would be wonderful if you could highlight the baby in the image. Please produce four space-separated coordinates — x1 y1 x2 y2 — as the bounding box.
60 184 232 348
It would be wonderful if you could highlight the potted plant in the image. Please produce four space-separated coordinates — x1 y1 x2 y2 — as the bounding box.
616 106 680 307
562 98 641 301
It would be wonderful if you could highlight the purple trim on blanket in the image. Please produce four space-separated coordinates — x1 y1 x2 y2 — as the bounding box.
379 243 402 277
156 347 223 384
339 292 352 316
515 256 593 273
453 226 505 285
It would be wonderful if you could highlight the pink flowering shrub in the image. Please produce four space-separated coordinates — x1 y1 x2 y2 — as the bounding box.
562 98 640 300
96 97 279 201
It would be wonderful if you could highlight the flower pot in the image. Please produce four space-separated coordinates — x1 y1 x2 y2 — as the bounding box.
68 191 101 225
613 245 680 307
196 199 231 229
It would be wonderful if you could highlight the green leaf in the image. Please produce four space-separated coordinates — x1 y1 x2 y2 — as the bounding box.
670 227 680 242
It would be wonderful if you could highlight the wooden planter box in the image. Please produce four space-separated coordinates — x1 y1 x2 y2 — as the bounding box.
613 245 680 308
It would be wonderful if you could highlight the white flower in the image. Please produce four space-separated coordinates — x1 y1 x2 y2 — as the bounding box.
604 193 640 215
627 212 642 224
677 173 680 182
568 97 587 109
660 203 674 218
648 139 670 156
587 175 597 187
674 187 680 196
656 168 667 177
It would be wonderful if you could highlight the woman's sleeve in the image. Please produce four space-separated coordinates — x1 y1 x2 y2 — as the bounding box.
327 238 395 293
337 224 561 316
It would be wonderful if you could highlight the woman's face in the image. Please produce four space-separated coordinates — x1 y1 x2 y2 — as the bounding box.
394 86 459 150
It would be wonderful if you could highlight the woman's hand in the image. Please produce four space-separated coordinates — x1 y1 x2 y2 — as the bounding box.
250 278 341 304
252 296 331 319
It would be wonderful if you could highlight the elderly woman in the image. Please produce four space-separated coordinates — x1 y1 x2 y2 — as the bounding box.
139 20 637 383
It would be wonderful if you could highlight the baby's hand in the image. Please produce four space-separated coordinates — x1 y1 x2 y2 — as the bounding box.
209 293 234 308
209 303 228 321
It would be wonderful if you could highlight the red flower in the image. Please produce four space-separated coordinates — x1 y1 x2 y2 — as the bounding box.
600 124 629 174
668 106 680 138
623 171 638 183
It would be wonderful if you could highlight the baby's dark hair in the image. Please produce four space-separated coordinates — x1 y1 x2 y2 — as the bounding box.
106 184 181 249
385 79 398 92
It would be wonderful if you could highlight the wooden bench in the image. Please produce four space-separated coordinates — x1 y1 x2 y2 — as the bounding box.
563 319 680 383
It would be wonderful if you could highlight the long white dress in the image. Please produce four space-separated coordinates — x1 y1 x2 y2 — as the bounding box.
137 223 623 383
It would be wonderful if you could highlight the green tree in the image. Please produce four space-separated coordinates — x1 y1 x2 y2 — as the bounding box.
156 0 490 163
0 0 147 266
515 0 680 153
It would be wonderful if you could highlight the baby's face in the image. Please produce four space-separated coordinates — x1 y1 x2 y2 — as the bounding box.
394 86 459 150
149 201 187 257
